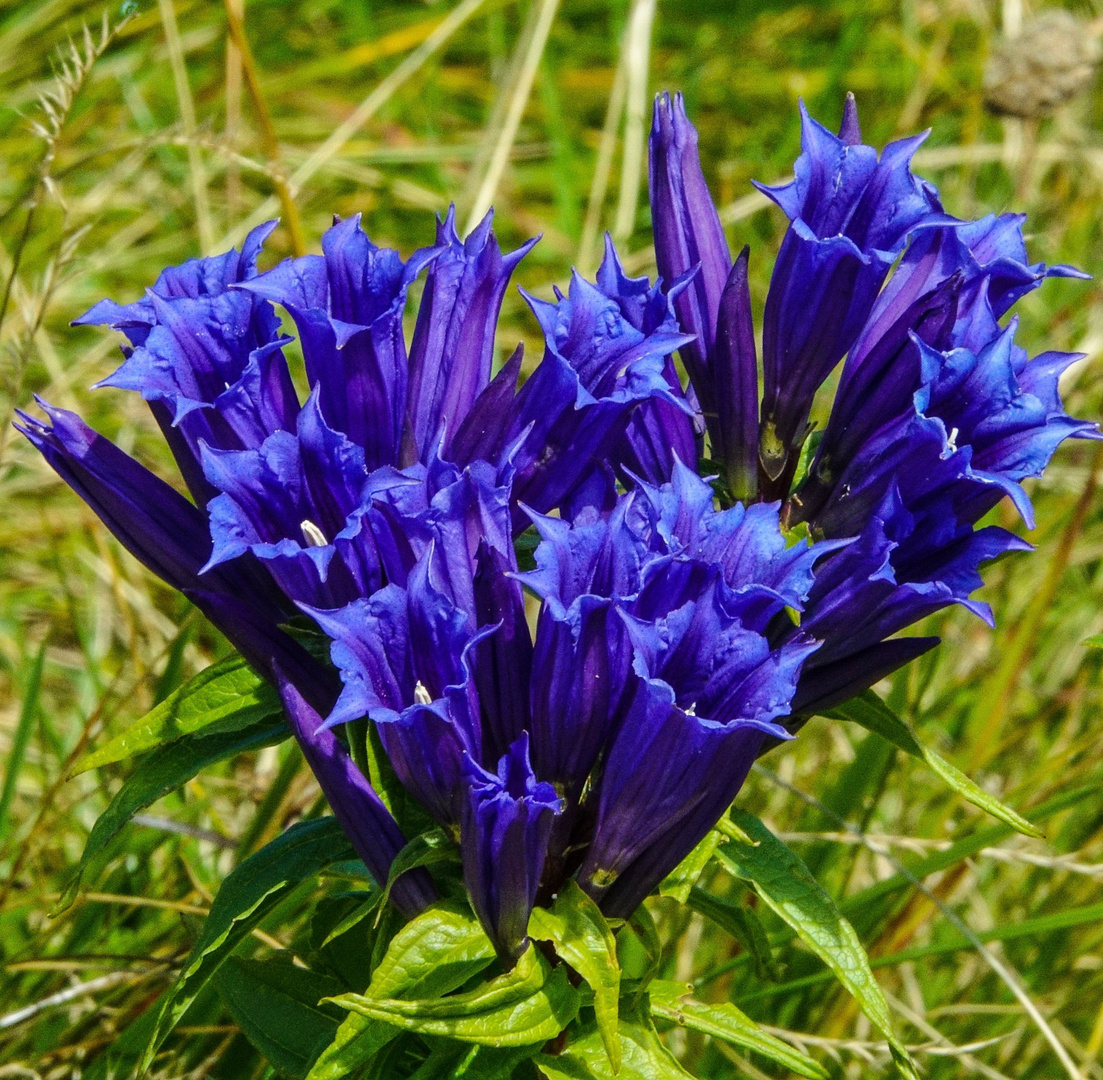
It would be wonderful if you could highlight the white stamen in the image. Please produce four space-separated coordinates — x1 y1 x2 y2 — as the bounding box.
947 426 960 453
686 702 697 716
300 519 328 548
414 680 433 705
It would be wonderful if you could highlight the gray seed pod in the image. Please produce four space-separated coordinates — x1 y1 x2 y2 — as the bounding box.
984 10 1101 119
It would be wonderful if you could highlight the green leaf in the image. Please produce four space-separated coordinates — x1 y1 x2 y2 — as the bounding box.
73 654 282 775
658 830 720 904
140 817 355 1074
368 900 497 1000
535 1015 694 1080
305 1012 398 1080
738 898 1103 1004
454 1045 542 1078
715 810 918 1080
307 901 497 1080
377 828 459 914
825 690 1042 838
648 981 827 1080
1083 634 1103 648
686 887 778 982
214 955 345 1078
329 944 580 1046
529 880 621 1072
56 717 288 912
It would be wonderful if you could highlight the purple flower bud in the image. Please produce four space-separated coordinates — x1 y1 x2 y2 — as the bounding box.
461 734 562 959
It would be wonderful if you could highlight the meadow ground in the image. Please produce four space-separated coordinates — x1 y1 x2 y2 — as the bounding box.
2 1 1103 1077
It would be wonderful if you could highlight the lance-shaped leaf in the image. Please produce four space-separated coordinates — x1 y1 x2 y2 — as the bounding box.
714 810 918 1080
649 980 827 1080
327 943 579 1046
72 654 281 775
139 818 356 1073
825 690 1042 838
529 880 621 1071
57 717 288 912
214 955 345 1078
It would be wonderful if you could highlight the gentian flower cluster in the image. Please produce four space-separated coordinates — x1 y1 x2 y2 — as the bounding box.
20 95 1094 961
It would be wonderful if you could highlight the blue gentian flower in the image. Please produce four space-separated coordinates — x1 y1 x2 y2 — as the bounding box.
20 90 1095 952
461 734 562 959
314 463 824 948
15 398 436 918
648 91 1098 715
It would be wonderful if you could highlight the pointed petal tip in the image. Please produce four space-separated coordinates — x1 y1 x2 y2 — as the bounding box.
839 91 861 145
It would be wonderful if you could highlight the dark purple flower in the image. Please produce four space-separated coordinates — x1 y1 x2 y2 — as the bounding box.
402 208 537 466
796 483 1030 711
649 92 731 432
29 93 1098 940
803 325 1097 542
450 259 694 525
274 671 438 918
200 389 383 608
647 92 1097 716
593 235 698 486
578 597 816 917
306 546 489 828
76 221 298 501
461 734 562 960
754 101 943 497
17 401 432 915
238 215 439 470
794 211 1090 525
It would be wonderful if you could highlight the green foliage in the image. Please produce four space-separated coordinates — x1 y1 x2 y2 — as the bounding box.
648 981 827 1080
825 690 1042 838
529 880 621 1070
214 955 345 1078
534 1015 695 1080
307 900 497 1078
73 653 283 774
685 886 778 983
329 943 580 1046
140 817 356 1071
57 715 288 910
379 828 461 911
715 810 918 1080
658 830 721 904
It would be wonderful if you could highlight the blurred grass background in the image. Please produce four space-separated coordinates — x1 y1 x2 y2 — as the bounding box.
2 0 1103 1076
